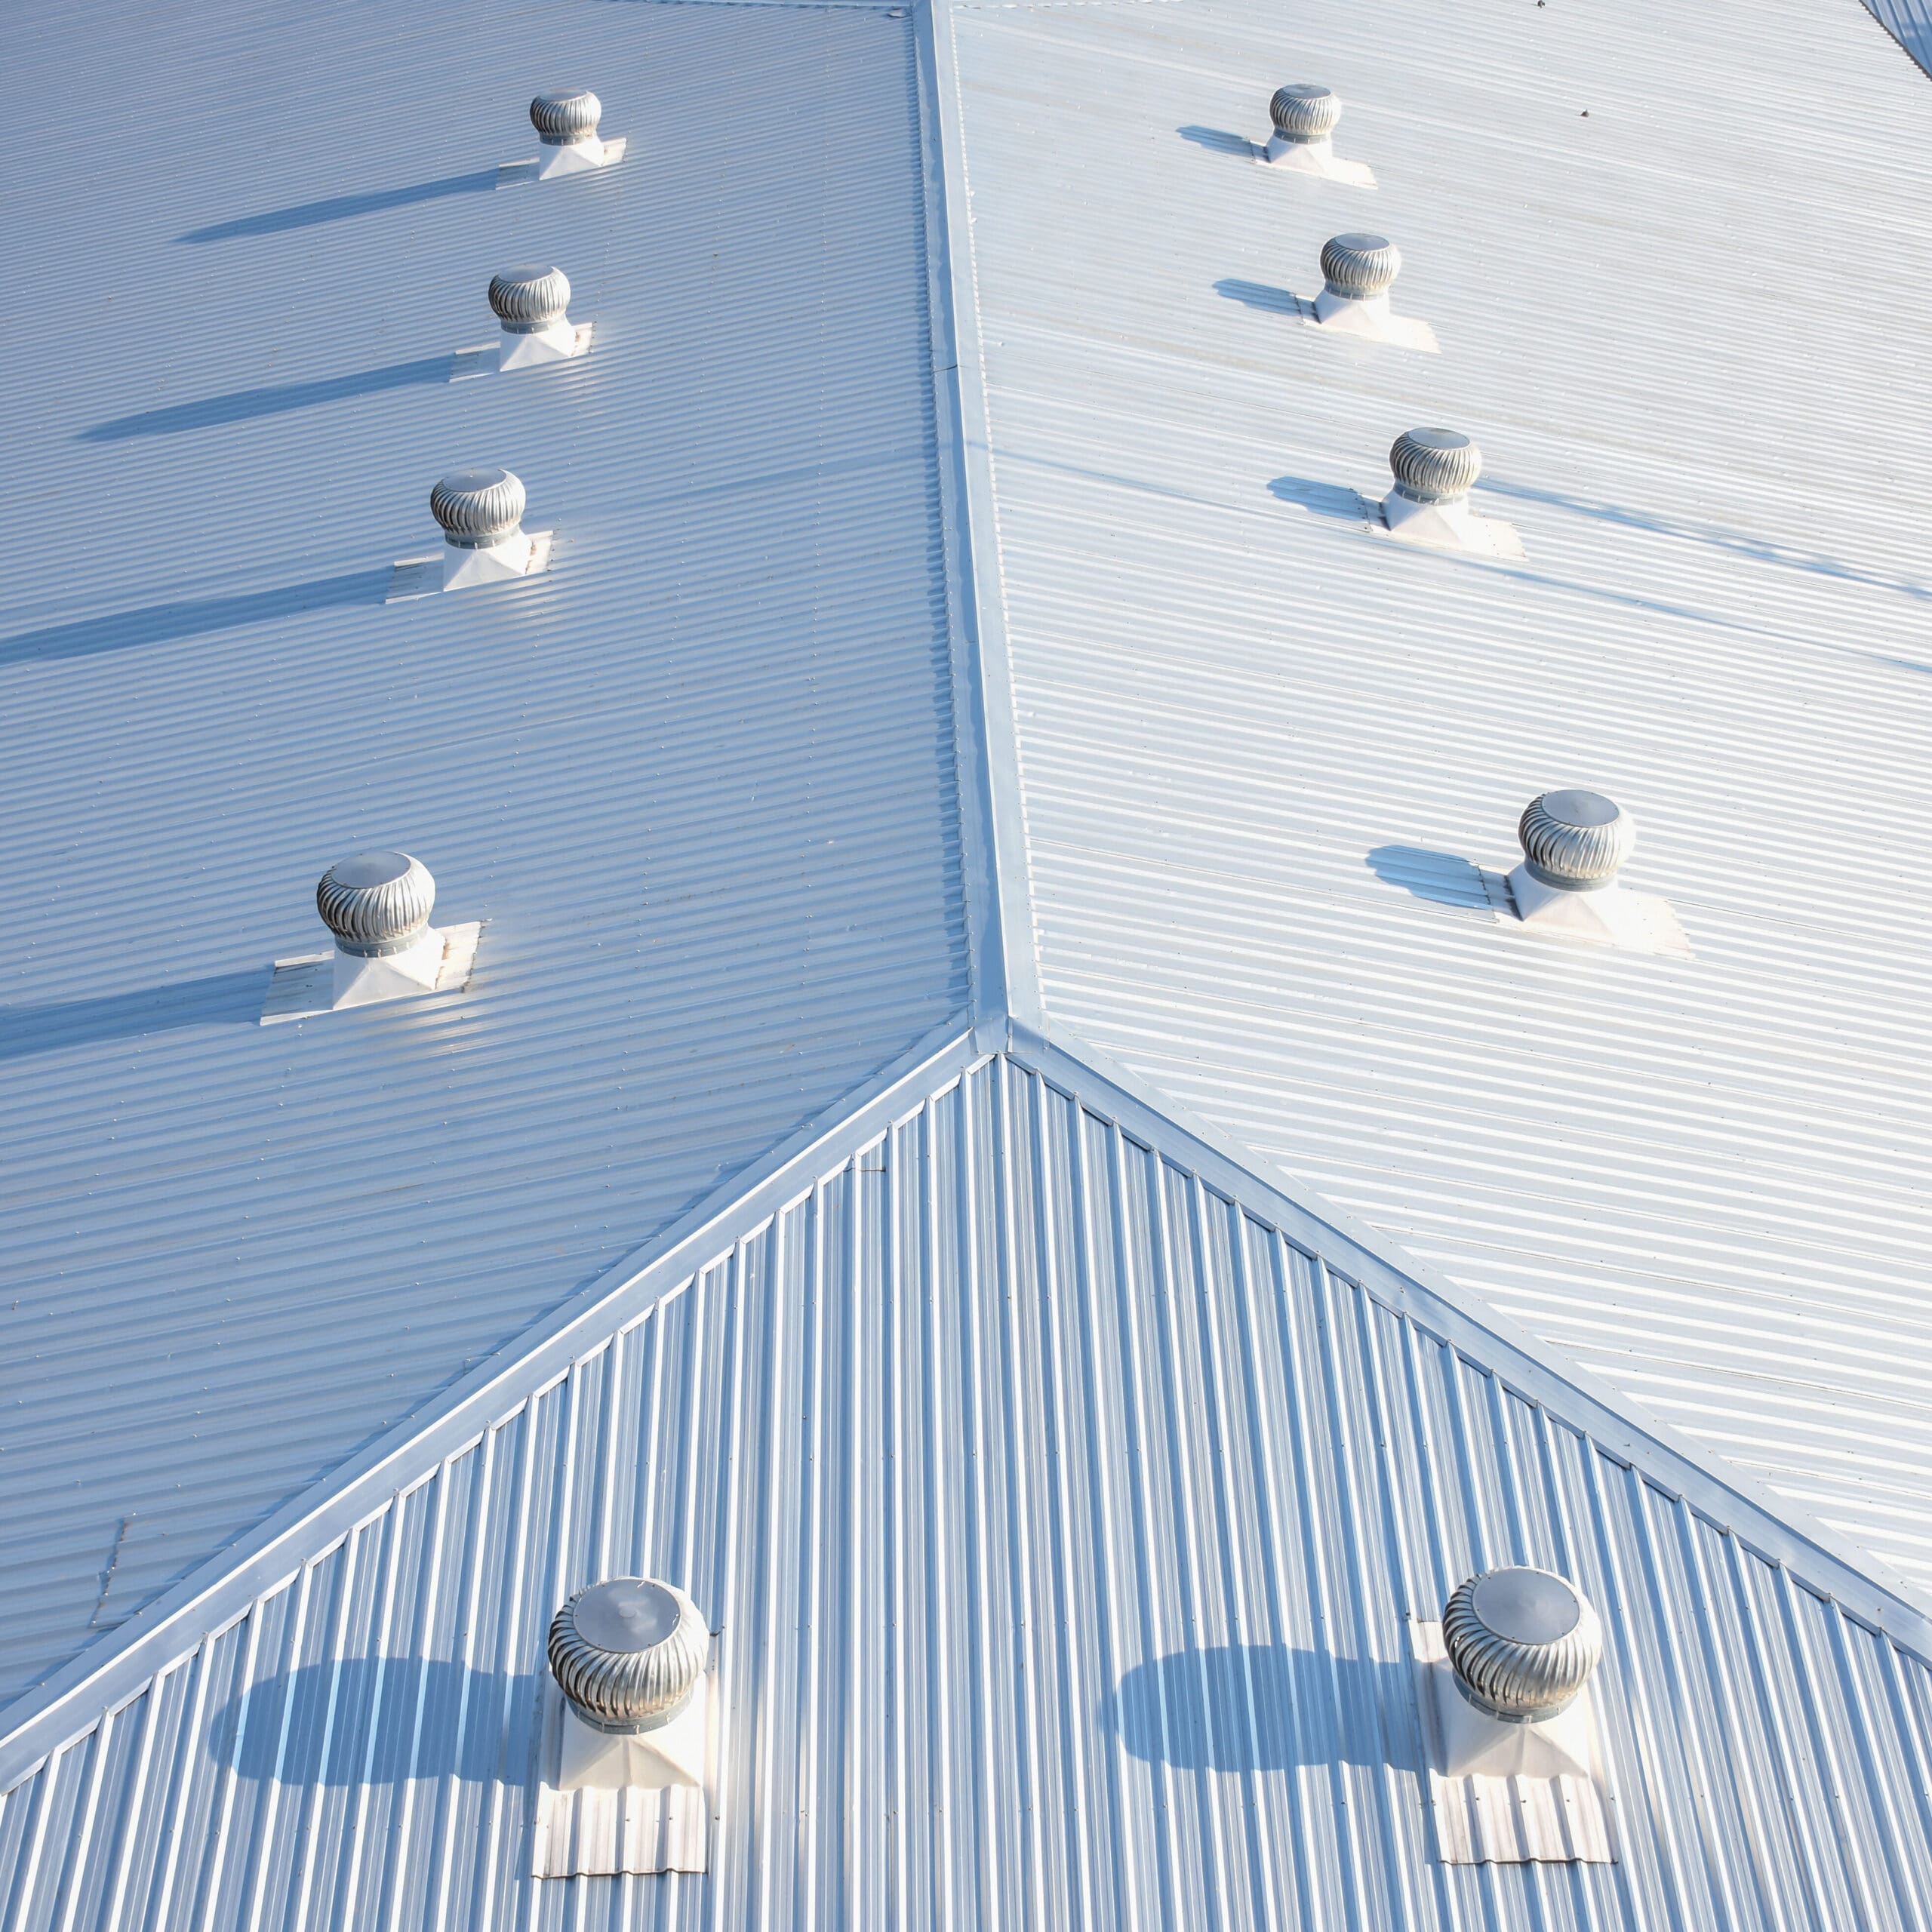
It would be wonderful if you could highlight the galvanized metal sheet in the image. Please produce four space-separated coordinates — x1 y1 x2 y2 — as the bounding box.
0 0 966 1705
946 0 1932 1588
3 1053 1930 1930
1863 0 1932 73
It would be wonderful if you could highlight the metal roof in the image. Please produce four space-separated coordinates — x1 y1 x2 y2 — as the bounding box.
1866 0 1932 69
945 0 1932 1591
7 0 1932 1916
6 1045 1932 1930
0 0 968 1704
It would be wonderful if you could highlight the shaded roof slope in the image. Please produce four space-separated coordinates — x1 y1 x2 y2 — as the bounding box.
1864 0 1932 72
944 0 1932 1587
0 0 967 1703
5 1046 1931 1930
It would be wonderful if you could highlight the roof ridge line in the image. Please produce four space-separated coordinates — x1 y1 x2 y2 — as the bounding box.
1011 1015 1932 1660
0 1020 986 1791
916 0 1044 1034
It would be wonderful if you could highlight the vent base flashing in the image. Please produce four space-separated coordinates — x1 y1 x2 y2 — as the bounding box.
331 927 445 1008
443 530 547 589
1507 866 1693 958
1309 286 1438 352
1412 1620 1616 1864
1259 132 1375 185
386 534 555 600
1380 489 1524 558
537 134 627 180
532 1645 716 1878
502 319 594 371
260 921 482 1024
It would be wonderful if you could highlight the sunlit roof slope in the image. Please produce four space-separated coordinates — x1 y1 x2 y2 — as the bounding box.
0 0 967 1703
946 0 1932 1588
5 1045 1931 1931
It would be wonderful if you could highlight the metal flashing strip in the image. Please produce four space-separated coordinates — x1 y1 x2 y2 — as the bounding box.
1008 1019 1932 1660
918 0 1041 1037
0 1022 985 1791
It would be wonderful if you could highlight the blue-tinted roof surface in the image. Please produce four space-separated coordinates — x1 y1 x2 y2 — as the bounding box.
7 1046 1932 1930
0 0 967 1706
10 0 1932 1919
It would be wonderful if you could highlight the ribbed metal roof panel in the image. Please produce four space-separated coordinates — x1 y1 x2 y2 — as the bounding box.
945 0 1932 1586
1864 0 1932 72
4 1051 1930 1929
0 0 966 1705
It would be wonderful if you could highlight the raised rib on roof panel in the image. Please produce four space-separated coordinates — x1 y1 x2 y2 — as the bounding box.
947 0 1932 1585
1863 0 1932 72
4 1053 1930 1929
0 0 967 1705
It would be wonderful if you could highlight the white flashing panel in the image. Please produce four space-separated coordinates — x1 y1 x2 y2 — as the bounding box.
531 1657 716 1878
1411 1619 1616 1865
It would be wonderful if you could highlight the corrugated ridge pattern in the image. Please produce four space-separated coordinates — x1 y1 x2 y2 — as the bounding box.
949 0 1932 1580
1862 0 1932 74
3 1054 1931 1929
0 0 964 1703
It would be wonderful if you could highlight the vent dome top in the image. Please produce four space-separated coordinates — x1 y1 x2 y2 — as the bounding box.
1320 232 1401 300
1518 789 1635 891
315 851 435 958
549 1577 709 1734
1443 1565 1604 1722
531 88 601 146
489 265 571 332
1389 428 1481 504
1270 84 1341 143
429 467 525 549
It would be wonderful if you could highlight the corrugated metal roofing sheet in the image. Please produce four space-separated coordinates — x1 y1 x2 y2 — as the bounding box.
1863 0 1932 72
943 0 1932 1589
5 1049 1932 1930
0 0 967 1706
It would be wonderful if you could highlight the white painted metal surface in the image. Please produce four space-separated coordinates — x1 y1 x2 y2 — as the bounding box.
0 0 967 1705
1411 1623 1614 1865
946 0 1932 1589
3 1051 1930 1929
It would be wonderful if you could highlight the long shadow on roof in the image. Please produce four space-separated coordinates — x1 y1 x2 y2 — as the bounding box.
1267 474 1373 521
1216 276 1312 320
0 570 389 667
179 170 499 242
1109 1645 1414 1771
0 973 266 1063
1179 125 1257 159
1366 844 1509 914
82 357 454 441
1479 476 1932 606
